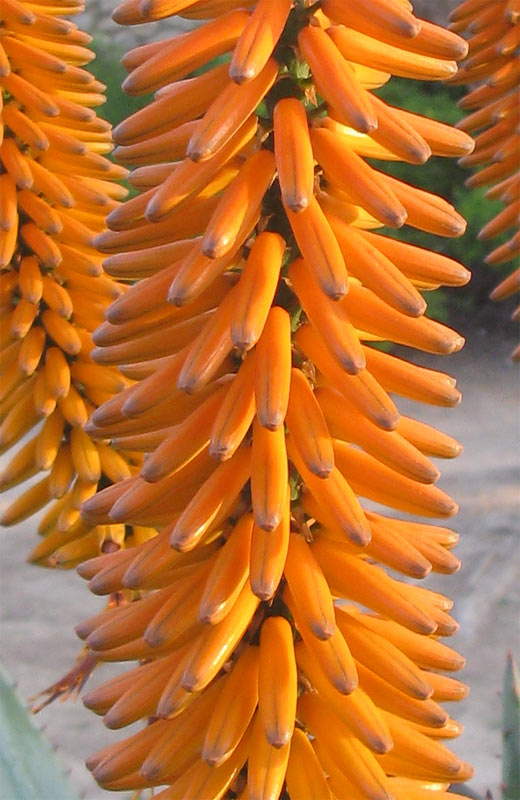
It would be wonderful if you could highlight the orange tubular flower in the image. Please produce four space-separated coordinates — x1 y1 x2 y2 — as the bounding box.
77 0 474 796
451 0 520 360
0 0 155 571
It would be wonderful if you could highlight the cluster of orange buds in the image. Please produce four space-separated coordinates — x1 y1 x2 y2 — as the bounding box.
0 0 155 567
450 0 520 360
77 0 476 797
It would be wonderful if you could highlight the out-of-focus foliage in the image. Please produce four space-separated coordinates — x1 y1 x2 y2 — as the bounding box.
90 38 149 127
503 653 520 800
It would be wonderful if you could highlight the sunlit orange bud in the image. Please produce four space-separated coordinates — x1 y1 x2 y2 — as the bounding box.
251 420 288 532
300 692 393 799
287 437 370 548
198 513 253 624
312 537 437 635
122 10 248 95
328 26 458 82
312 127 407 228
181 581 259 692
249 489 289 601
176 289 236 394
288 257 365 374
141 390 223 482
273 97 315 213
285 368 334 479
285 196 348 300
317 385 439 485
187 58 278 162
254 306 291 430
295 642 393 755
298 25 378 134
294 324 399 431
146 116 257 221
169 445 250 552
247 713 290 800
230 0 291 83
209 355 256 461
284 533 335 641
0 137 34 189
325 217 426 316
18 326 46 376
230 232 284 351
322 0 421 40
333 439 458 519
201 149 276 259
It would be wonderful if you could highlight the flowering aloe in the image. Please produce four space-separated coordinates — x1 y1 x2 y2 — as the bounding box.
450 0 519 360
72 0 477 796
0 0 157 567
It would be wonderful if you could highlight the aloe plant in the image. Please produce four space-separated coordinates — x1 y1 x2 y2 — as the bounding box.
502 653 520 800
0 664 81 800
449 653 520 800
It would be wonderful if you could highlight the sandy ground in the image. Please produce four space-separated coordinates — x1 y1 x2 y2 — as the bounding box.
1 330 519 799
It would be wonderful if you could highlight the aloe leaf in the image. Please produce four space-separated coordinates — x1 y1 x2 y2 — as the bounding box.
0 663 81 800
503 652 520 800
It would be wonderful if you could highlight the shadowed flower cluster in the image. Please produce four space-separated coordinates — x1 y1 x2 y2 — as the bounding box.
0 0 157 567
450 0 520 360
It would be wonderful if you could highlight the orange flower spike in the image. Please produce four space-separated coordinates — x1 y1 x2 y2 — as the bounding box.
274 97 315 213
230 0 292 84
68 0 474 792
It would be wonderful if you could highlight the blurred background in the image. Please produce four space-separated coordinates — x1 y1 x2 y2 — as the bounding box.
1 1 519 798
